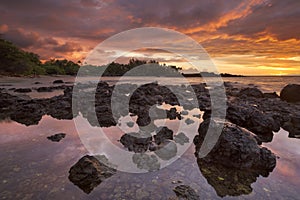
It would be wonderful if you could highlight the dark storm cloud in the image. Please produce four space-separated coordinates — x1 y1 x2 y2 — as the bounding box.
2 29 40 48
115 0 239 28
0 0 299 66
219 0 300 40
0 0 120 39
1 0 298 42
53 42 83 52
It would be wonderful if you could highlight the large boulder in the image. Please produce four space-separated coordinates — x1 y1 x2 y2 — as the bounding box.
280 84 300 102
68 155 116 194
194 119 276 172
226 103 279 142
282 115 300 138
238 87 263 98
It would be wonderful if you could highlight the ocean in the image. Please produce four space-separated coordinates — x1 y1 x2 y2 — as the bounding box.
0 75 299 199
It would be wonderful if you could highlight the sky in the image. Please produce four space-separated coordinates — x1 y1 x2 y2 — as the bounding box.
0 0 299 75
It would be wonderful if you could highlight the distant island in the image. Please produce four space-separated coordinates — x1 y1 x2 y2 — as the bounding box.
0 38 244 77
183 72 245 77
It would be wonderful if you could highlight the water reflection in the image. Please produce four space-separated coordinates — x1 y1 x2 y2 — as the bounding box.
0 116 300 199
68 155 116 194
1 80 300 199
197 159 267 197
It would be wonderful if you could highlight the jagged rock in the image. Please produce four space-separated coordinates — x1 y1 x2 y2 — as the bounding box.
68 155 116 194
280 84 300 102
238 87 263 98
47 133 66 142
173 185 199 200
154 126 173 145
167 107 181 120
264 92 279 98
195 119 276 172
136 112 151 126
226 103 279 142
120 132 152 153
282 115 300 138
10 102 45 126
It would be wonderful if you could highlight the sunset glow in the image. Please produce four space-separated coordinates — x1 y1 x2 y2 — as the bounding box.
0 0 299 75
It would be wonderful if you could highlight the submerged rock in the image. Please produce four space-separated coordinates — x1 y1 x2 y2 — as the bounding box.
173 185 199 200
132 153 160 172
195 119 276 172
174 132 189 145
185 118 194 125
280 84 300 102
47 133 66 142
154 140 177 160
68 155 116 194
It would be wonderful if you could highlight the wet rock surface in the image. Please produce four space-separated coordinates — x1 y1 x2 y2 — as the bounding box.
0 82 299 142
195 119 276 172
1 80 300 198
280 84 300 102
14 88 32 93
226 103 278 142
194 119 277 197
53 79 64 84
282 115 300 138
47 133 66 142
154 126 174 145
68 155 116 194
120 132 152 153
238 87 264 98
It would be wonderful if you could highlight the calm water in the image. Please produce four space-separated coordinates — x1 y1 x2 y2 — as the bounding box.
0 76 300 199
1 76 299 98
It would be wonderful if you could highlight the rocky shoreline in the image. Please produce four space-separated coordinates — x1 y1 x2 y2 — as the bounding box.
0 80 299 197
